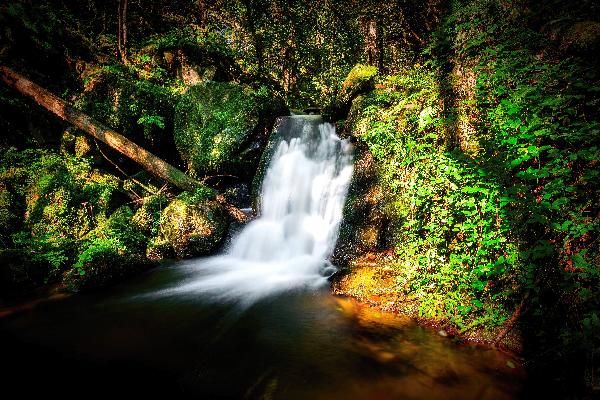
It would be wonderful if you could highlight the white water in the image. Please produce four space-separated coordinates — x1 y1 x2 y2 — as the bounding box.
159 115 354 304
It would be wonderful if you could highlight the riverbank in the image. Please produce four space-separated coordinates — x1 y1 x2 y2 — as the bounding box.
332 260 523 354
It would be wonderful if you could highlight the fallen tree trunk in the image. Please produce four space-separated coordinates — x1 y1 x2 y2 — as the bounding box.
0 66 200 192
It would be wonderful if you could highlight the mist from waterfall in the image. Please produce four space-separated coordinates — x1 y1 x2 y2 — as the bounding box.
156 115 354 304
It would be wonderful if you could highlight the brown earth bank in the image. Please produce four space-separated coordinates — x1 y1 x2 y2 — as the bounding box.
331 259 524 356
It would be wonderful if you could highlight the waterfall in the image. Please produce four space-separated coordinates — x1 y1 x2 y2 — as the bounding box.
161 115 354 303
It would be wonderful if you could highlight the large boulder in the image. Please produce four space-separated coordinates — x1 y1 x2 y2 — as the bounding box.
174 81 288 179
149 190 230 259
337 64 378 106
332 142 391 269
328 64 378 121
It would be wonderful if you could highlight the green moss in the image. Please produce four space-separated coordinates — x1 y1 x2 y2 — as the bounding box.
0 148 158 291
65 206 152 290
132 194 168 236
151 191 230 259
75 65 179 147
333 143 388 268
336 64 378 107
339 0 600 352
250 117 287 211
174 81 287 178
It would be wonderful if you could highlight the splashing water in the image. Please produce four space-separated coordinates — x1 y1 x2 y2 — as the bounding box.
158 115 354 303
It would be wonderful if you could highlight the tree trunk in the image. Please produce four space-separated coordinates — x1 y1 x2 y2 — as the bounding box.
117 0 129 65
0 66 200 192
362 18 380 67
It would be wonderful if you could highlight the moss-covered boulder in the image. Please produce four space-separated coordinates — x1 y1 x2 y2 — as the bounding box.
149 189 230 259
75 65 179 157
332 142 390 269
328 64 378 121
131 194 168 235
337 64 378 106
174 81 288 179
250 116 287 213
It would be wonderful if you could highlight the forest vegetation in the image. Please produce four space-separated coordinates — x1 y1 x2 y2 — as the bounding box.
0 0 598 397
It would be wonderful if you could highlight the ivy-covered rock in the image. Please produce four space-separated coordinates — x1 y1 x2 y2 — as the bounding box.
174 81 288 179
150 188 230 259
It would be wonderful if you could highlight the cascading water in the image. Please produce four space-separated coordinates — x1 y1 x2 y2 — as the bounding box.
159 115 354 303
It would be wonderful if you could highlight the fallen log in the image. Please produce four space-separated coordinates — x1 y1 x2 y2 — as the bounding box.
0 66 200 192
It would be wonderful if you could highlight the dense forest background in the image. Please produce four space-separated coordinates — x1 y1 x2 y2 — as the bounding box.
0 0 599 398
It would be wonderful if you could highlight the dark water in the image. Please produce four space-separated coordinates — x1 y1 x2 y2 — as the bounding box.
0 261 523 399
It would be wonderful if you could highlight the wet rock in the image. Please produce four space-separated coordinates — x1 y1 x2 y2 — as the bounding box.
250 116 287 213
332 141 390 269
221 182 251 210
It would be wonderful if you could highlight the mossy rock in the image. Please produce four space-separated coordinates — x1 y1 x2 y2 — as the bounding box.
64 238 151 291
250 116 288 213
338 94 368 140
76 67 179 154
151 191 230 259
337 64 378 106
332 142 390 269
65 206 154 291
328 64 378 121
174 81 288 179
132 194 168 235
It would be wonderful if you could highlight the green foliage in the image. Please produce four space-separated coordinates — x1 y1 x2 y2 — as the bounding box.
69 206 151 288
73 237 123 276
0 148 156 290
76 64 180 145
174 81 286 178
347 0 599 337
350 66 515 330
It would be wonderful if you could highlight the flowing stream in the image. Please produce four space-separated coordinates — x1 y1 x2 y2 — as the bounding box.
0 116 524 399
